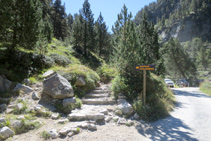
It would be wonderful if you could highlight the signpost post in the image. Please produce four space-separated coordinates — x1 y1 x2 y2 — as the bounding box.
136 65 155 105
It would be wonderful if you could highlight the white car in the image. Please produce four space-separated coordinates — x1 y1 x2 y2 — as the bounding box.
164 79 174 88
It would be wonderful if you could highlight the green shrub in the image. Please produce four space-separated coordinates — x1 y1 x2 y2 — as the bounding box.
13 101 28 115
49 53 71 67
97 64 117 83
41 131 51 140
111 75 128 100
29 77 37 84
200 82 211 96
74 98 82 109
14 120 42 134
59 64 100 97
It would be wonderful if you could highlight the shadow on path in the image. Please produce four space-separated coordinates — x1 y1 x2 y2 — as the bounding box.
136 116 197 141
172 89 211 99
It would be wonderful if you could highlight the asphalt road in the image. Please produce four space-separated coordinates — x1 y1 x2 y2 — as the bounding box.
136 87 211 141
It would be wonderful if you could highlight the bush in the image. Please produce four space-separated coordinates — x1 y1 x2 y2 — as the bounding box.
200 82 211 96
41 131 51 140
13 100 28 115
49 53 71 67
133 73 175 121
59 64 100 97
111 75 128 100
97 64 117 83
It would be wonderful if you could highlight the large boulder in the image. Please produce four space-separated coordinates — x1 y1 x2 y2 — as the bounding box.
117 99 134 117
43 73 74 99
0 127 14 140
0 76 13 92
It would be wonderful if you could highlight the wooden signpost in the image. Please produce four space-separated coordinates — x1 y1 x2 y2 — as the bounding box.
136 65 155 105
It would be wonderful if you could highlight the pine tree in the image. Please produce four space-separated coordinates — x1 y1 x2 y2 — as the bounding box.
71 13 83 47
80 0 95 55
95 12 109 57
52 0 68 40
0 0 43 50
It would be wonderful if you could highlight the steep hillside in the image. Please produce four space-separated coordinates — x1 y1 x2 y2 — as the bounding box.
135 0 211 42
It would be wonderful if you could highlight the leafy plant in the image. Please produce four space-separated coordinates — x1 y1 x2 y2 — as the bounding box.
41 131 51 140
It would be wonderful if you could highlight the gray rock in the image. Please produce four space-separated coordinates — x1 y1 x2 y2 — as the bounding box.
6 108 13 114
75 77 86 86
48 129 58 139
0 127 14 140
32 91 40 100
23 79 30 86
43 73 74 99
51 113 60 119
13 83 33 94
117 99 134 116
115 110 123 116
17 116 25 120
34 105 42 111
81 123 89 128
0 76 13 92
57 119 68 124
0 104 7 112
105 116 112 122
94 113 105 122
0 118 6 124
43 70 56 79
88 124 97 131
59 127 71 136
17 103 23 110
134 113 140 120
67 132 74 137
63 97 76 108
100 109 108 115
68 113 86 121
10 120 22 130
117 118 127 125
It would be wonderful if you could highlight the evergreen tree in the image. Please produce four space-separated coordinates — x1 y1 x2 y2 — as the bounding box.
80 0 95 55
95 12 109 57
71 13 83 47
52 0 68 40
164 38 197 81
0 0 43 50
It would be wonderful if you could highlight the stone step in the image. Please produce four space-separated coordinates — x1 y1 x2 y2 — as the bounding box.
82 98 116 105
85 93 110 98
68 113 105 122
95 87 102 90
92 90 110 94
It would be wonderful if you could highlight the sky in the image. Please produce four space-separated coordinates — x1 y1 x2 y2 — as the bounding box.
61 0 156 33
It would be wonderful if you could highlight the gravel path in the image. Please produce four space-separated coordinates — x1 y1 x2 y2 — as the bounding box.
73 87 211 141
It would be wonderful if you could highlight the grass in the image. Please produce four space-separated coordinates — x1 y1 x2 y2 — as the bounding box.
40 131 51 140
200 82 211 96
97 64 117 83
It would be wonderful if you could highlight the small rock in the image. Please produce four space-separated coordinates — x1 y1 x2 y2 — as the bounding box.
75 77 86 86
105 116 112 122
10 120 23 130
100 109 108 115
32 92 40 100
0 126 15 140
17 103 23 110
81 123 89 129
23 79 30 86
51 113 60 119
107 108 114 112
115 110 123 116
88 124 97 131
113 116 119 121
71 128 80 134
68 113 86 121
0 104 7 112
94 113 105 122
17 116 25 120
127 120 134 126
57 119 68 124
117 118 127 125
48 129 58 139
134 113 140 119
117 99 134 116
59 127 71 136
34 106 42 111
63 97 76 108
6 108 13 114
0 118 6 124
67 132 74 137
